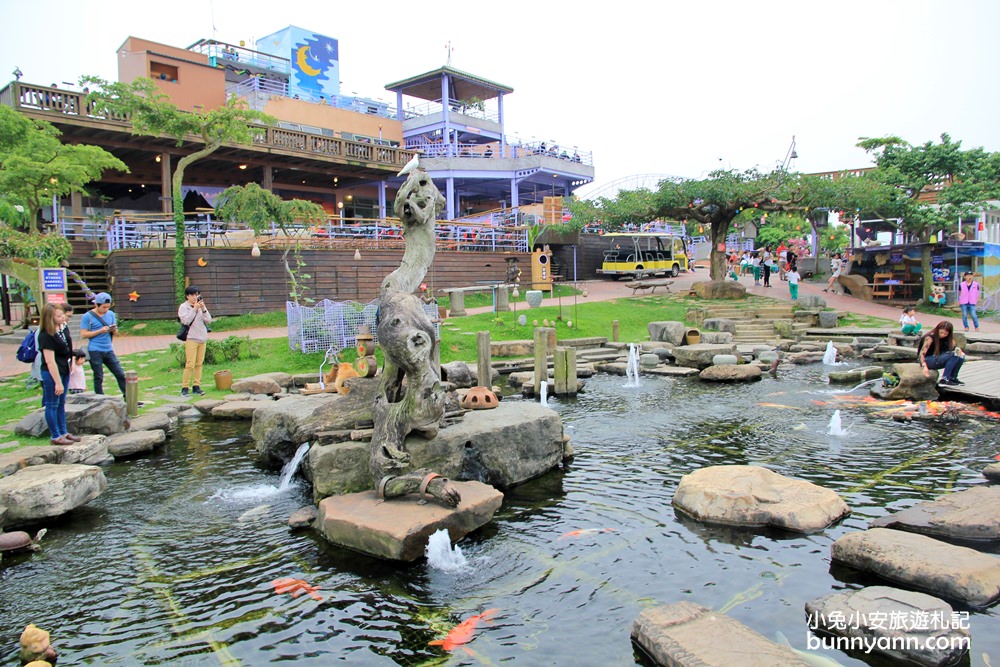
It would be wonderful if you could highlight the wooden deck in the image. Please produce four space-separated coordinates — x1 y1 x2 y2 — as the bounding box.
938 360 1000 406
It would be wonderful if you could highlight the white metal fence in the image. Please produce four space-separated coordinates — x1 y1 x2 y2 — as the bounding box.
286 298 440 354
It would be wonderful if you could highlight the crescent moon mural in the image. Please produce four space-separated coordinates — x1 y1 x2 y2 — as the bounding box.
296 46 321 77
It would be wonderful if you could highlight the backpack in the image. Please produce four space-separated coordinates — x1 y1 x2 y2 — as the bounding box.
16 329 38 363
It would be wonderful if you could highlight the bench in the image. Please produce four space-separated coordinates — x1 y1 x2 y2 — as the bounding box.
625 278 674 295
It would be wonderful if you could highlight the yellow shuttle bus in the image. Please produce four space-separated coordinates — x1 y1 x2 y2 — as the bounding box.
598 232 689 278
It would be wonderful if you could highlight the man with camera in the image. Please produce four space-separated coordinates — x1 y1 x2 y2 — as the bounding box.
80 292 128 395
177 286 213 397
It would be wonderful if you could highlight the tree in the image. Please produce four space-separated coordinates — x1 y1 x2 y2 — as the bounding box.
858 133 1000 299
83 77 277 300
214 184 326 303
0 106 127 233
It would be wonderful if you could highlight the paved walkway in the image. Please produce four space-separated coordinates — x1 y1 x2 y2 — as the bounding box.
2 267 996 379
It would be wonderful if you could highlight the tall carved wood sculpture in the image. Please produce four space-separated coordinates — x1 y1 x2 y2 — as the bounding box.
370 169 460 506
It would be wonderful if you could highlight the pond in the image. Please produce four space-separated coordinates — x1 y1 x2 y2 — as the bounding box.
2 362 998 666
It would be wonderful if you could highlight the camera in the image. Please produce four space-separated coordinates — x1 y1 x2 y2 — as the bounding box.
197 295 203 302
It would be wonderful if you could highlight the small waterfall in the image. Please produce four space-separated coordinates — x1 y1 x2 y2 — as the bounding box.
425 529 468 571
822 341 838 365
540 380 549 406
278 442 311 492
827 410 848 436
625 343 641 387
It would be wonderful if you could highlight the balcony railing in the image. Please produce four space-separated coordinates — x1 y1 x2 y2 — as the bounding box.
56 213 531 254
0 82 413 171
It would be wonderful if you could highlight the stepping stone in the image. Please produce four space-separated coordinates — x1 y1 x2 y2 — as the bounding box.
0 463 107 525
672 465 850 533
105 430 166 458
699 365 761 383
870 486 1000 542
631 602 811 666
984 462 1000 482
831 528 1000 608
805 586 970 667
315 480 503 561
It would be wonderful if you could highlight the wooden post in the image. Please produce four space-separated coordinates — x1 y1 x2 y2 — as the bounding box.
533 327 549 396
496 285 510 312
449 289 467 316
125 370 139 417
476 331 491 388
553 346 577 396
612 320 620 342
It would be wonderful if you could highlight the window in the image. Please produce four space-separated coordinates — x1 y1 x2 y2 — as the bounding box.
150 62 179 83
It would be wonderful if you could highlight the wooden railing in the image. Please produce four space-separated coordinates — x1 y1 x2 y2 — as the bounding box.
1 81 415 171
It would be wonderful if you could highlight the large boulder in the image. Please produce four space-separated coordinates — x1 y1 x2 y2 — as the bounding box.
871 363 939 401
315 480 503 561
0 463 107 528
838 273 872 300
699 364 761 383
647 321 687 345
831 528 1000 608
700 330 734 344
251 381 376 465
805 587 969 667
672 465 851 533
673 343 738 370
798 295 827 309
13 393 128 437
631 602 810 667
828 366 884 384
985 462 1000 482
870 486 1000 542
59 435 113 466
308 402 564 501
691 280 747 300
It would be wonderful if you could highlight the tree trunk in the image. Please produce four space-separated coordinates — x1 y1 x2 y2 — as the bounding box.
708 217 732 280
172 144 222 301
920 243 933 302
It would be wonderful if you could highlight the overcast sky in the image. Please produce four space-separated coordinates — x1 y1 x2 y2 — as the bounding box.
3 0 998 198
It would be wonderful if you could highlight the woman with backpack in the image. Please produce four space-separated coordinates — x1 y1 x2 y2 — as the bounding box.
917 321 966 386
38 303 80 444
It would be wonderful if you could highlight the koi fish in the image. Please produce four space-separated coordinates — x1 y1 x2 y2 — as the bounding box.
428 608 499 654
272 577 323 601
558 528 617 540
995 454 1000 461
756 402 801 410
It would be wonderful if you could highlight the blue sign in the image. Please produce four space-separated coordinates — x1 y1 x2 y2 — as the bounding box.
890 251 903 264
930 253 943 267
40 268 67 291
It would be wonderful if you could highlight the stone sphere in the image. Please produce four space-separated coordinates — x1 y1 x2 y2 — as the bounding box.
518 315 527 326
566 320 573 328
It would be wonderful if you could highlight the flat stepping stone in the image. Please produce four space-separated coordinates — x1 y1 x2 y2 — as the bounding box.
0 446 62 477
315 480 503 561
831 528 1000 608
645 366 699 377
105 430 166 458
631 602 811 666
870 486 1000 542
212 400 266 419
0 463 107 525
699 365 762 383
673 465 850 533
805 586 970 667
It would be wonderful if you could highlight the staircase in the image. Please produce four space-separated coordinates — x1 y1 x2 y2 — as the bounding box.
67 255 110 311
701 304 810 343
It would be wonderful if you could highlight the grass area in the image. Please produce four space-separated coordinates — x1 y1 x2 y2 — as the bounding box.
0 290 897 454
837 312 896 328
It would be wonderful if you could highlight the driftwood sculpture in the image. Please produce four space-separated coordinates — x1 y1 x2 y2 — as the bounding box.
370 169 460 507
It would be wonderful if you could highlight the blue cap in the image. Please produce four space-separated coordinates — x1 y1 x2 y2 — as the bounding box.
94 292 112 304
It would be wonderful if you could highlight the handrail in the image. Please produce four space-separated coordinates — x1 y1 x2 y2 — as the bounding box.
1 81 413 170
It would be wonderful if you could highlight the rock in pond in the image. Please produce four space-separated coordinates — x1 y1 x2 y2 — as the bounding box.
984 462 1000 482
870 486 1000 542
672 465 850 533
631 602 811 667
699 364 761 383
0 464 107 527
315 480 502 561
831 528 1000 608
805 586 970 667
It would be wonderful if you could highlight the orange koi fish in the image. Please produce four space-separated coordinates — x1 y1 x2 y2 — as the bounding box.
429 608 499 654
558 527 617 540
755 402 801 410
272 577 323 601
